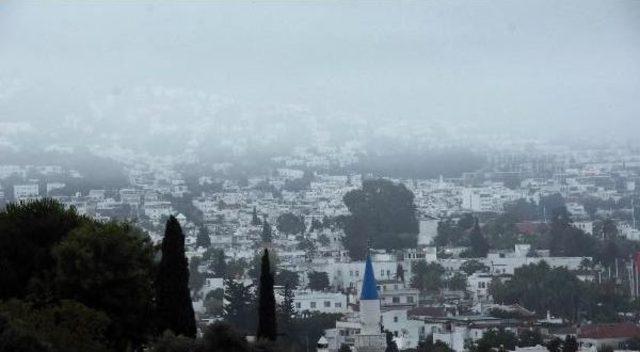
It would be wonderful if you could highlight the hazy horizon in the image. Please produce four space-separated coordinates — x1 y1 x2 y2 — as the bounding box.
1 1 639 155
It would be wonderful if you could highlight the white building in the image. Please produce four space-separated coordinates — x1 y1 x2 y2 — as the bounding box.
328 260 398 291
292 290 348 314
13 184 39 201
144 201 173 221
378 280 420 308
381 309 424 350
462 188 494 212
467 273 493 302
46 182 66 194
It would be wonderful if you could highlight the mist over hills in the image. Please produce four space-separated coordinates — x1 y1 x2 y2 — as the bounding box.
1 1 639 158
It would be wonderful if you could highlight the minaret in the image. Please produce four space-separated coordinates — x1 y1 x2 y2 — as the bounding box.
360 255 381 335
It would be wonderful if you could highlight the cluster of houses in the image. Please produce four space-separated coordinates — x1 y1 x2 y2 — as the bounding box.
2 146 640 351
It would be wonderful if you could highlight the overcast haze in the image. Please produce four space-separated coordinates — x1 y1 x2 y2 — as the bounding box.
1 1 639 154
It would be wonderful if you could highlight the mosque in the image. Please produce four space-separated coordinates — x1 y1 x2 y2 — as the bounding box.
318 255 387 352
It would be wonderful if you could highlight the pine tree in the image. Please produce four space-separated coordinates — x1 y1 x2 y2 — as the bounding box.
223 279 256 333
261 219 273 243
156 216 197 338
278 284 295 332
256 249 277 341
469 218 489 258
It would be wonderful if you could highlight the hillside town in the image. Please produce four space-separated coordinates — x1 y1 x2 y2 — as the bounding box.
2 143 640 352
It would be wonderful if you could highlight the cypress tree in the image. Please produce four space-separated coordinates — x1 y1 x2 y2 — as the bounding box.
156 215 197 338
469 218 489 258
256 248 277 341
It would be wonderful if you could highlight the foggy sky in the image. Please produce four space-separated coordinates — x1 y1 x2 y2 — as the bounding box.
0 1 639 145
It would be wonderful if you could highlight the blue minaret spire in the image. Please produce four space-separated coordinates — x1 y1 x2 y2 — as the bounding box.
360 254 379 300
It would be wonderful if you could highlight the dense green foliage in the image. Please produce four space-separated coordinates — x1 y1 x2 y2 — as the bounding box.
0 299 110 352
0 314 51 352
446 273 468 291
342 179 418 260
490 262 581 321
434 214 475 247
156 216 197 338
257 249 277 341
275 270 300 289
54 222 156 348
196 227 211 249
205 248 228 278
224 280 256 334
467 328 518 352
465 219 489 258
0 199 160 350
0 199 344 352
411 262 444 293
490 261 632 322
0 199 87 299
307 271 330 291
276 213 306 235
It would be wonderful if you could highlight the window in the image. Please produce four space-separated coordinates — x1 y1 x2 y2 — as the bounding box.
381 269 384 276
407 296 414 304
350 270 353 277
394 331 398 337
387 270 391 277
393 316 398 323
310 302 316 308
324 301 331 308
392 296 400 303
335 302 342 308
296 302 301 309
355 270 360 276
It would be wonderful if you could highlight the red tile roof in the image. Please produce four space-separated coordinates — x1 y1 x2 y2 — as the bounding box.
579 323 640 339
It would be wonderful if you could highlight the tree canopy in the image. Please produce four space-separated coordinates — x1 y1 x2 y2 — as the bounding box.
0 199 87 300
342 179 418 260
411 262 444 293
307 271 330 291
0 199 162 350
54 221 156 348
276 213 306 235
